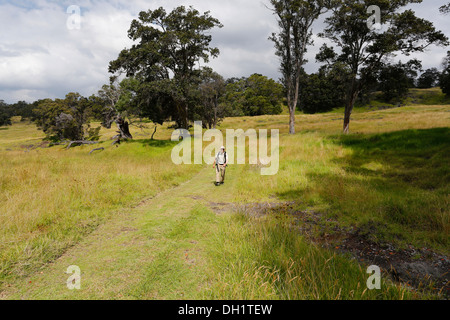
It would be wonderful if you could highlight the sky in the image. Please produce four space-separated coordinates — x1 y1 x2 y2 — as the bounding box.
0 0 449 104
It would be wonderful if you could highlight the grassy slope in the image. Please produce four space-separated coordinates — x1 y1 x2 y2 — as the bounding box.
0 103 449 300
222 105 449 253
0 120 202 285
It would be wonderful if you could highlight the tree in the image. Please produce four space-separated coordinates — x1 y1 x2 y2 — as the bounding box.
109 6 223 130
97 77 134 143
241 74 284 116
299 63 349 113
318 0 448 133
221 74 284 117
378 59 422 103
221 77 246 117
269 0 331 134
417 68 440 89
197 68 226 129
440 51 450 97
440 3 450 14
0 100 12 126
33 93 100 143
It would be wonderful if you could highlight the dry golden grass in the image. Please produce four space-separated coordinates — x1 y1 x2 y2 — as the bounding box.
0 104 448 299
220 105 450 135
0 120 201 281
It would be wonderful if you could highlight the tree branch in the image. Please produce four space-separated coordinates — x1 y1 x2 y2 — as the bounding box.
89 147 105 155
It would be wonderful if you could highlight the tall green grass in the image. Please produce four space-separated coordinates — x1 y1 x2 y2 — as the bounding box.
218 125 449 254
206 212 414 300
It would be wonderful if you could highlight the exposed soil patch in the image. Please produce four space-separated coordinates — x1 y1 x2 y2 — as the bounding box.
208 202 236 215
237 201 296 217
336 232 449 298
239 201 450 298
20 142 50 152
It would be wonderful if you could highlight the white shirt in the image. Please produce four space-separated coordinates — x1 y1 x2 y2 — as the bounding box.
216 152 226 165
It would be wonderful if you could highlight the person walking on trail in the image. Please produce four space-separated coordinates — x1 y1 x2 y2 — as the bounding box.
213 146 228 186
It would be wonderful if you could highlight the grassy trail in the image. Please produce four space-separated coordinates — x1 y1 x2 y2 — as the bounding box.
0 162 414 300
1 165 238 300
2 104 448 300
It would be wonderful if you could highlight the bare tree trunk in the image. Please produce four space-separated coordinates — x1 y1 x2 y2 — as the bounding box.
343 77 360 134
180 105 189 130
151 125 157 140
111 117 133 145
213 96 218 129
343 104 352 134
287 69 300 135
289 58 303 135
184 105 189 130
289 105 296 135
116 118 133 139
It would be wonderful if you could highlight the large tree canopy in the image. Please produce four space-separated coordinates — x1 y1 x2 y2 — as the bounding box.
109 6 223 129
318 0 449 133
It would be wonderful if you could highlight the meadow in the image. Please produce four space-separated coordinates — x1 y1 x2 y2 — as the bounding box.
0 101 448 300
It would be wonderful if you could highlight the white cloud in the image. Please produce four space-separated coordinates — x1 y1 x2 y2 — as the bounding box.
0 0 135 103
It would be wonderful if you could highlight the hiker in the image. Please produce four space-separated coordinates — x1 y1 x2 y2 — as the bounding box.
213 146 227 186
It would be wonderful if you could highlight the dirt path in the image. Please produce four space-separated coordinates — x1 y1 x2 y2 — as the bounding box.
1 165 238 300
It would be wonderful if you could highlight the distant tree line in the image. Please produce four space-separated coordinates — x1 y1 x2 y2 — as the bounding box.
0 101 12 126
221 74 284 118
0 72 285 143
0 100 36 126
296 52 450 114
